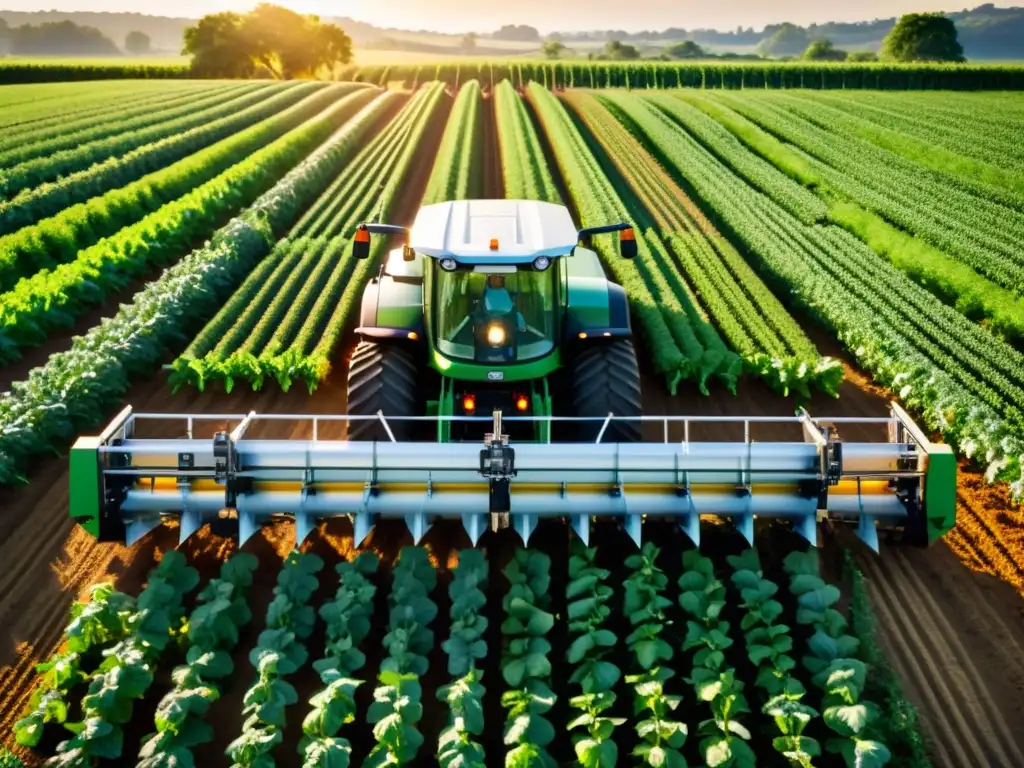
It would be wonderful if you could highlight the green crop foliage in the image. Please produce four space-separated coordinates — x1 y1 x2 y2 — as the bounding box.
527 81 738 395
335 61 1024 91
0 82 345 291
437 549 489 768
365 546 437 767
783 551 892 767
170 82 446 394
298 552 379 768
0 85 376 363
0 89 402 486
137 553 259 768
569 89 842 398
14 584 136 748
0 83 316 238
422 79 485 205
495 80 559 203
501 549 556 768
623 543 687 768
566 543 621 768
227 552 324 768
39 552 199 765
678 550 755 768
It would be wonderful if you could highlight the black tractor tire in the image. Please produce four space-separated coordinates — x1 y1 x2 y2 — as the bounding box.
570 338 643 443
346 341 420 441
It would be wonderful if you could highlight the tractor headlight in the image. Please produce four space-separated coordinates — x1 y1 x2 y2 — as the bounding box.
440 257 457 272
533 255 551 271
487 323 506 347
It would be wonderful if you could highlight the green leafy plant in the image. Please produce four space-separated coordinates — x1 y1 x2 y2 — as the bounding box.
15 583 135 748
729 548 819 767
365 546 436 767
437 549 488 767
137 552 258 768
678 550 754 768
227 552 324 768
566 542 621 767
623 542 687 767
299 552 379 767
501 549 556 768
44 551 199 766
783 550 890 767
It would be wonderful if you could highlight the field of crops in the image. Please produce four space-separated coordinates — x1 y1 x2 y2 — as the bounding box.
3 78 1024 768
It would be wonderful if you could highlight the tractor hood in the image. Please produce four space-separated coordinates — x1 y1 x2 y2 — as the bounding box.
410 200 578 265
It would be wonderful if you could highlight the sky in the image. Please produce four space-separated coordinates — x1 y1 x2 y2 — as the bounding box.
0 0 1008 33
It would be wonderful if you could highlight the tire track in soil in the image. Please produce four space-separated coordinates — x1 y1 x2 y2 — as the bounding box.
857 543 1024 768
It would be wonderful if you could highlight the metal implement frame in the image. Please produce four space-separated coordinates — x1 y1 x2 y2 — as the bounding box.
69 403 954 551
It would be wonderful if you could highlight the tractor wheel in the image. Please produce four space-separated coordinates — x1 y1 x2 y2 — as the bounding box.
346 341 420 441
570 339 643 443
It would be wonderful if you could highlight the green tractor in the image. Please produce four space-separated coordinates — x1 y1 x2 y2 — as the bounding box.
347 199 643 444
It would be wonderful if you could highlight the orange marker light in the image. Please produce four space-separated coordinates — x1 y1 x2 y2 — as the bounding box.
489 238 499 250
407 331 419 341
516 395 530 412
355 227 370 243
462 394 476 413
578 332 588 339
620 227 636 241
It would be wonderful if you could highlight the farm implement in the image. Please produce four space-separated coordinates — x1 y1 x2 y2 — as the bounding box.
69 200 956 551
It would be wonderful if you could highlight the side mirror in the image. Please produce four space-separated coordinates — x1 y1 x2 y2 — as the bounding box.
620 227 637 259
353 226 370 259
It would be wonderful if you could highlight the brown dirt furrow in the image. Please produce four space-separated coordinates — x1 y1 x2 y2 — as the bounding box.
857 553 984 767
858 544 1024 768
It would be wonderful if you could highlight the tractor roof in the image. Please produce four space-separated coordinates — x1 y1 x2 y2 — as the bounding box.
410 200 578 264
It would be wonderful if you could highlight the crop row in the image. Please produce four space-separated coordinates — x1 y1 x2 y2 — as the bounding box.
656 92 1024 348
169 82 445 393
0 88 399 485
0 81 239 171
565 90 843 398
0 85 375 364
16 542 896 768
421 79 485 204
0 82 314 236
710 92 1024 293
342 61 1024 91
526 81 741 395
0 80 204 134
0 81 341 293
593 91 1024 491
800 91 1024 173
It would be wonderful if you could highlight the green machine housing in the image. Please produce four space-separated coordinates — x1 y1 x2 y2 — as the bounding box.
347 199 644 443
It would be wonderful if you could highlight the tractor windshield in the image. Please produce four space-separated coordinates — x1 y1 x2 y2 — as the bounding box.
433 267 556 364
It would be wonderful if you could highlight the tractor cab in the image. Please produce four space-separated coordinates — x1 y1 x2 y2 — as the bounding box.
351 199 639 443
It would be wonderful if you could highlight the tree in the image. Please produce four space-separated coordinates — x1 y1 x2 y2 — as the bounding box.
493 24 540 42
8 20 119 56
461 32 477 52
666 40 705 59
757 22 811 57
543 40 566 59
183 12 255 78
125 30 151 54
802 39 848 61
604 39 640 60
183 3 353 78
881 12 965 61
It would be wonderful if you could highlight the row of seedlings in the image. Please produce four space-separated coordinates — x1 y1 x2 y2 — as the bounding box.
225 552 325 767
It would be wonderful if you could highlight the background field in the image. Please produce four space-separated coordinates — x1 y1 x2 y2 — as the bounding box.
1 78 1024 768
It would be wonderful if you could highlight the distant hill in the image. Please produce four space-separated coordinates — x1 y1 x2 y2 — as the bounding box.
0 5 1021 60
